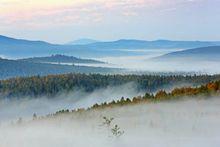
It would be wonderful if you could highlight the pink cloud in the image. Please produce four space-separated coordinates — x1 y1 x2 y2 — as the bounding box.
0 0 165 29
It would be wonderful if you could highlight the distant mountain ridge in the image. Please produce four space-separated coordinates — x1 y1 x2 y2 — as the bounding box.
0 35 51 45
18 54 104 64
85 39 220 50
1 35 220 58
68 38 98 45
153 46 220 61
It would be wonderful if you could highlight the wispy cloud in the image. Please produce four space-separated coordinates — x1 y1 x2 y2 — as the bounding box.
1 0 219 43
0 0 162 28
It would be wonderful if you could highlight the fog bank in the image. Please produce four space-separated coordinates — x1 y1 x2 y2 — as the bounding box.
97 55 220 74
1 97 220 147
0 83 143 123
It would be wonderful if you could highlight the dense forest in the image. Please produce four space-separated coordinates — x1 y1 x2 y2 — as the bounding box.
1 73 220 99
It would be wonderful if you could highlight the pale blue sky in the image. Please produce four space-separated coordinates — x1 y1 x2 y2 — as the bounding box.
0 0 219 43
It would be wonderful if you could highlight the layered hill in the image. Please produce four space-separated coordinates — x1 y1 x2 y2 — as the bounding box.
1 35 220 58
0 58 117 79
153 46 220 62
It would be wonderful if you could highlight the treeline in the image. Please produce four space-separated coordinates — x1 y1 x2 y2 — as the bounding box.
1 73 220 99
50 80 220 117
91 80 220 109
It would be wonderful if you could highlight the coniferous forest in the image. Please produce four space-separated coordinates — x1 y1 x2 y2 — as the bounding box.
1 73 220 99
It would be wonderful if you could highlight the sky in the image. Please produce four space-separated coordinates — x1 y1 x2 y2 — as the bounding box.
0 0 219 43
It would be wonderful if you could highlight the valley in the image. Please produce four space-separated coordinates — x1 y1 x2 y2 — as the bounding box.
0 1 219 146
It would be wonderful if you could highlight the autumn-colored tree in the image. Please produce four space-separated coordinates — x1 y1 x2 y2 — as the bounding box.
132 96 142 103
155 90 168 99
207 82 219 91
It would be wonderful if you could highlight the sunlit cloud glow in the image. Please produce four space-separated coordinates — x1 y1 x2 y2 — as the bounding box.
0 0 219 43
0 0 161 27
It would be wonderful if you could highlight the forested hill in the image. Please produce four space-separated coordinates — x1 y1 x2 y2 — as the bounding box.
18 54 104 64
1 73 220 99
0 58 117 79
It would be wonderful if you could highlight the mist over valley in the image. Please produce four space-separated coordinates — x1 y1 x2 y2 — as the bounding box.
1 0 220 146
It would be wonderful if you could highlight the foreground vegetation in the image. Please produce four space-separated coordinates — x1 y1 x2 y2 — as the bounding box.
1 73 220 99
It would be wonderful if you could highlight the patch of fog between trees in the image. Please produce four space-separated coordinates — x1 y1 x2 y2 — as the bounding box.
0 82 144 123
1 97 220 147
0 82 196 124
